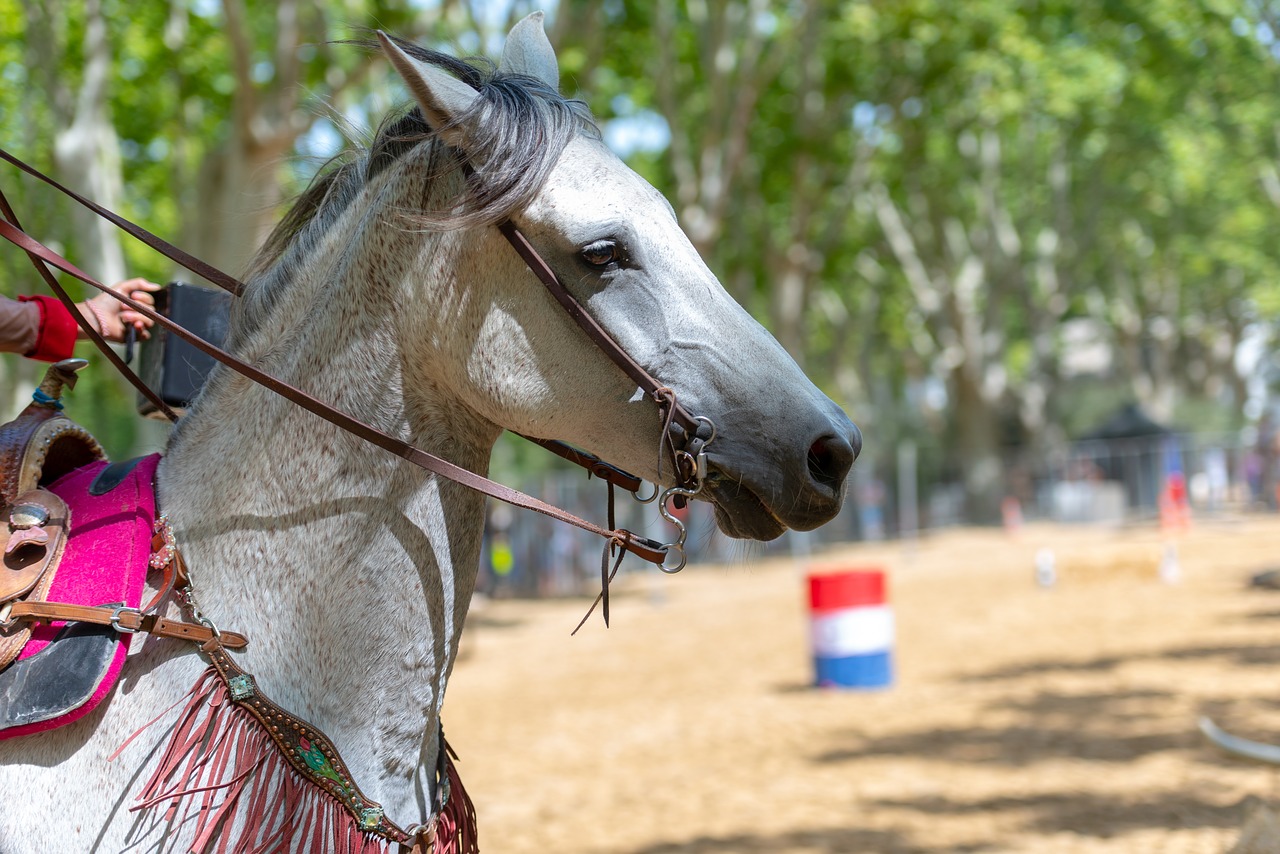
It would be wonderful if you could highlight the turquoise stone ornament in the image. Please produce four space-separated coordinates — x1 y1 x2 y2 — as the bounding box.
228 674 256 701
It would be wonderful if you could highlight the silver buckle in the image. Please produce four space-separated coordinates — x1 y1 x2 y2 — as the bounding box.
109 605 143 633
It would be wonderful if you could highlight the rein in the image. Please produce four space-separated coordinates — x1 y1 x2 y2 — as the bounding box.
0 147 710 580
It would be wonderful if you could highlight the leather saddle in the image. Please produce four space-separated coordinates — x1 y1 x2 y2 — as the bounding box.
0 359 105 671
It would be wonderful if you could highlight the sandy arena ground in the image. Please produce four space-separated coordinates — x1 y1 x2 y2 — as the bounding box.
446 518 1280 853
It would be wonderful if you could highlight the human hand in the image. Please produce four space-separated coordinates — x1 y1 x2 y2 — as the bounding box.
78 278 163 342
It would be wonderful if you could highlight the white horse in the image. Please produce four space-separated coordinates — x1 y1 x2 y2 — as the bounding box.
0 14 858 852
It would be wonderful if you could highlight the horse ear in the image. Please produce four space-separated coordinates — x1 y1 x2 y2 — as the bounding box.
499 12 559 90
377 31 479 151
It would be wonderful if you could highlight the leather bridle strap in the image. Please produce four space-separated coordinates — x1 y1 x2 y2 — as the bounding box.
0 147 245 297
0 218 668 567
496 221 707 486
496 220 701 437
4 600 249 649
497 222 698 434
515 433 643 493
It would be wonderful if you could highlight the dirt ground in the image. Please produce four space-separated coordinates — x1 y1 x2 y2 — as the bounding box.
445 517 1280 853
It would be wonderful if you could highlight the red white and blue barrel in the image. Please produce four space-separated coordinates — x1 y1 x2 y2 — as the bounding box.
807 568 893 689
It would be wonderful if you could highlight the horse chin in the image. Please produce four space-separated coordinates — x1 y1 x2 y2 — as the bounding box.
705 480 788 541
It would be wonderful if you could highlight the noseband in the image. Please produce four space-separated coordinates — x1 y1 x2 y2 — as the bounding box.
0 147 712 588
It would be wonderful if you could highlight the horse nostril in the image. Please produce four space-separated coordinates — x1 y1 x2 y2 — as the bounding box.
807 432 856 494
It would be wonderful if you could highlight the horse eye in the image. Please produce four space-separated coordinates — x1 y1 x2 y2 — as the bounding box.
581 240 620 269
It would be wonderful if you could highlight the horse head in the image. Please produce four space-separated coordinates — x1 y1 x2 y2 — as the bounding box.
378 13 861 542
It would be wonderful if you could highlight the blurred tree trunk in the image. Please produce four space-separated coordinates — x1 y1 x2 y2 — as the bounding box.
14 0 151 449
871 115 1086 521
177 0 396 276
182 0 306 277
872 182 1005 521
23 0 126 284
652 0 776 266
648 1 864 368
765 7 828 365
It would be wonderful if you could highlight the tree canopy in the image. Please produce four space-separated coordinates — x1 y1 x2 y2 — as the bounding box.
1 0 1276 518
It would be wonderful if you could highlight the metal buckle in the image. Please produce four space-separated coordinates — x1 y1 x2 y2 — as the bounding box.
175 582 221 640
635 419 713 507
679 415 716 492
109 605 143 634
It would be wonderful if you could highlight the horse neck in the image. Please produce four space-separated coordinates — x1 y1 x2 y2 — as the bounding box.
156 156 495 808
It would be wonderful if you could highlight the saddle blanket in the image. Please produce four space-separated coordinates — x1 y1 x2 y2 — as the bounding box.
0 454 160 739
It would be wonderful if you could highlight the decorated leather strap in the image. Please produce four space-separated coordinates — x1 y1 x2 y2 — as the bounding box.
2 600 247 649
198 637 435 850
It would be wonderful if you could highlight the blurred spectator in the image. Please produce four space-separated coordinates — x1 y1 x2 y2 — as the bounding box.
1258 413 1278 510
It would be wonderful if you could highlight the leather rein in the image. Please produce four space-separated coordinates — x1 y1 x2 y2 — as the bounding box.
0 146 712 589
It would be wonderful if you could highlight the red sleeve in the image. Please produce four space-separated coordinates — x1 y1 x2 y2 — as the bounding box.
17 295 78 362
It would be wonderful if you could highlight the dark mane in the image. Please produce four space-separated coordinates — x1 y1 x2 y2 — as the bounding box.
238 36 596 319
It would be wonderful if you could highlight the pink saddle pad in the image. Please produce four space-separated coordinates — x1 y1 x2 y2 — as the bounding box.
0 454 160 740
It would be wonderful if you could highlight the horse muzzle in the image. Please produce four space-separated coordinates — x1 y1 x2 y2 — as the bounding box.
701 409 860 541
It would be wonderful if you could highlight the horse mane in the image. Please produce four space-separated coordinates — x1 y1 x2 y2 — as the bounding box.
232 36 596 347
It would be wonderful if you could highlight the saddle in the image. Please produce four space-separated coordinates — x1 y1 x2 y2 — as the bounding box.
0 359 104 671
0 360 247 739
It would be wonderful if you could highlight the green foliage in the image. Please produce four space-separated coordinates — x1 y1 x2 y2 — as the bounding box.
0 0 1276 493
0 0 424 453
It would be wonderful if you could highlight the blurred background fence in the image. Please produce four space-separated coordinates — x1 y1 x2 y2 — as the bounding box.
478 427 1272 599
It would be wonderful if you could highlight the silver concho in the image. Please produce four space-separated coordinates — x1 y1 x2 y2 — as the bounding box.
9 503 49 531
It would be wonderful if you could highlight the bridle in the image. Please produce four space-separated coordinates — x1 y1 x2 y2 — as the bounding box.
0 146 713 616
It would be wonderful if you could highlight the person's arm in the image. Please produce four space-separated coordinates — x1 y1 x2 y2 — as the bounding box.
0 296 49 358
0 279 162 363
14 295 77 362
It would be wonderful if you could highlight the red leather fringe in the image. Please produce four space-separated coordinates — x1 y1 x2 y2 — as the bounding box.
434 742 479 854
122 667 478 854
